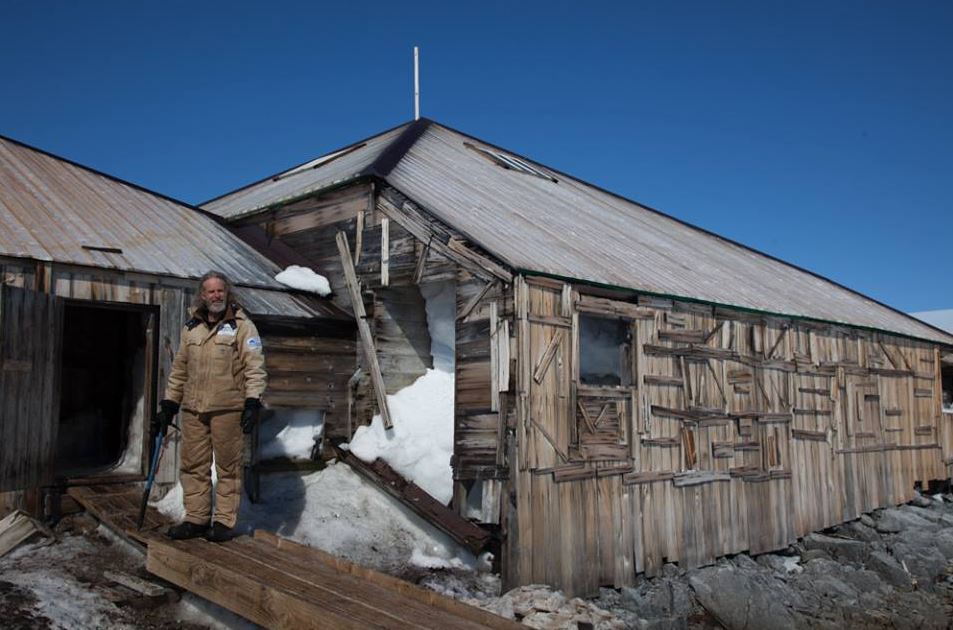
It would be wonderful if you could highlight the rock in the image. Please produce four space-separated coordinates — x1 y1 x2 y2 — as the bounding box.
890 540 948 587
801 548 831 562
688 565 797 630
860 514 876 529
932 530 953 560
911 492 933 508
802 533 867 563
865 550 913 591
521 610 575 629
660 563 680 579
620 579 694 620
875 508 937 534
840 568 886 595
839 520 881 543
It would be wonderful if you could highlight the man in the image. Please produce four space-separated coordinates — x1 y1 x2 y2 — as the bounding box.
152 270 266 542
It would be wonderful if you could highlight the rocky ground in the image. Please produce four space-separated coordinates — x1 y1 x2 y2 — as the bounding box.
4 491 953 629
418 490 953 629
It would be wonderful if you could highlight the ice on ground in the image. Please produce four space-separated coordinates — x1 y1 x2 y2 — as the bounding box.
259 408 324 461
274 265 331 296
347 369 454 505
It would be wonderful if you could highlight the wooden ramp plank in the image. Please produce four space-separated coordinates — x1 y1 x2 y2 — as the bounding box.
146 534 518 630
332 443 492 553
68 485 170 548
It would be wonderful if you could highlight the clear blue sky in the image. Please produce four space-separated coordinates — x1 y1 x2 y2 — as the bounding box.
2 1 950 312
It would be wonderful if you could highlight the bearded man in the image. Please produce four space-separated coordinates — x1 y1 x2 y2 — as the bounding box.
152 270 266 542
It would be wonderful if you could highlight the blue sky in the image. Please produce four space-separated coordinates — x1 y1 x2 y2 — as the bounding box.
2 1 950 312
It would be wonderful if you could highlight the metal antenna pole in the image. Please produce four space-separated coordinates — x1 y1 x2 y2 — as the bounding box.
414 46 420 120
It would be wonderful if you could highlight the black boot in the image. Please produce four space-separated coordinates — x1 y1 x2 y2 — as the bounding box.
167 521 208 540
206 521 234 543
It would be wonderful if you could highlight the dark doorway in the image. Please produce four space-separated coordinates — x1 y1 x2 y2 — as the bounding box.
56 302 155 477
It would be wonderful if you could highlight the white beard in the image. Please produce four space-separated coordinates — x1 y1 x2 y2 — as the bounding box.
207 301 226 314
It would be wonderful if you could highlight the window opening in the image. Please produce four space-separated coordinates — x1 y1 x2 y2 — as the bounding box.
579 315 630 387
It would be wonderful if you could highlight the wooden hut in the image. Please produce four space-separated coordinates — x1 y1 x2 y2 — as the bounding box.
0 135 353 514
203 118 953 595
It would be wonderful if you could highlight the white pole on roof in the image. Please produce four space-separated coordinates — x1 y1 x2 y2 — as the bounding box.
414 46 420 121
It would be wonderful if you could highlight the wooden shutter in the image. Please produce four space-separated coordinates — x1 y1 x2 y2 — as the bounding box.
0 285 62 492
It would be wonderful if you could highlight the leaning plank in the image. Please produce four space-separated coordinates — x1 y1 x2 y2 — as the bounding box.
331 444 491 553
336 231 392 429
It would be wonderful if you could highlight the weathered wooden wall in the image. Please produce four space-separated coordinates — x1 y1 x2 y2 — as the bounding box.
0 256 346 502
505 275 951 595
242 183 465 436
0 283 60 494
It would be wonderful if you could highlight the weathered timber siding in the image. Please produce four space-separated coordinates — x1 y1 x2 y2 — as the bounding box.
0 257 345 494
454 271 508 480
0 283 60 493
508 276 952 596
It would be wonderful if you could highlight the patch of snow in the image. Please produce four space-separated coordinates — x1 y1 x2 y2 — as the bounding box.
347 369 454 504
782 556 803 573
410 547 473 571
274 265 331 296
177 594 258 630
238 463 474 573
259 408 324 461
420 280 456 372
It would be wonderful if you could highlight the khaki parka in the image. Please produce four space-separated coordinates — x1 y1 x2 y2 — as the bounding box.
165 306 266 413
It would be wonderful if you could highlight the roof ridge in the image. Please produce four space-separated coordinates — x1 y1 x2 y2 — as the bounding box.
199 119 415 208
363 118 432 178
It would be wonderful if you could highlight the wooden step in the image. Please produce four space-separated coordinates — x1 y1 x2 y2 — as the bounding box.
146 531 518 629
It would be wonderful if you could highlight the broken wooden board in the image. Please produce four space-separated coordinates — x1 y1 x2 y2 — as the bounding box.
146 531 519 630
68 485 171 549
0 509 51 557
331 443 492 554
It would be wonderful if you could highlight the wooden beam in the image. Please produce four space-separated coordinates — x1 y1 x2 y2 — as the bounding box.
412 242 429 284
336 231 392 430
331 445 492 554
380 217 390 287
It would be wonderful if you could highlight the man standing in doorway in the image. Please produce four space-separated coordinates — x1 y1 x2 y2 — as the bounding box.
152 270 266 542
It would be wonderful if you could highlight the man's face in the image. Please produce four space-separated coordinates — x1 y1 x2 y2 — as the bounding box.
201 277 228 314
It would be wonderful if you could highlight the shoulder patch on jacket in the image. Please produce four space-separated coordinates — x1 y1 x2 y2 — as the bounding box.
246 337 262 351
185 317 202 330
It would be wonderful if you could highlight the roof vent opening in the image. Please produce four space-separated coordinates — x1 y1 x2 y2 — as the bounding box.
272 143 368 182
463 142 557 183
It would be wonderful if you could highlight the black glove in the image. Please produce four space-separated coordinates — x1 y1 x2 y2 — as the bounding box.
241 398 262 434
151 399 180 437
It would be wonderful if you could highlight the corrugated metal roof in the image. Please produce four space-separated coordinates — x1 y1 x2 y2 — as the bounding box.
201 119 953 345
0 134 352 321
0 134 286 288
202 124 409 220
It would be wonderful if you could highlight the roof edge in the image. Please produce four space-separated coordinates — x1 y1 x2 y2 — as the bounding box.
519 268 953 348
